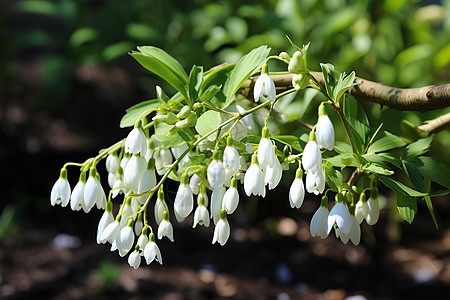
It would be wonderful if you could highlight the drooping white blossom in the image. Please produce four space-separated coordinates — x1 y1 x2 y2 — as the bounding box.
316 103 335 151
125 125 147 156
84 168 104 212
50 168 71 207
327 201 352 235
211 185 226 224
302 140 321 172
158 211 174 242
316 115 335 151
144 234 163 265
128 249 141 269
244 154 266 197
106 153 120 174
155 148 173 175
223 178 239 214
366 196 380 225
96 202 114 244
335 215 361 246
257 127 276 168
189 173 201 195
135 158 156 205
264 157 282 190
100 219 121 244
310 205 329 239
193 197 210 228
305 165 325 195
212 210 230 246
289 168 305 209
116 219 135 257
254 73 276 102
207 156 226 189
174 174 194 222
223 144 241 172
70 172 86 211
136 231 149 255
123 154 147 191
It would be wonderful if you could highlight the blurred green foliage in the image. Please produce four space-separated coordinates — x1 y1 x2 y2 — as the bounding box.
1 0 449 146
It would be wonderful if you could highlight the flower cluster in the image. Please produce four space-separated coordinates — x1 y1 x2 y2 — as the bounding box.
50 47 383 269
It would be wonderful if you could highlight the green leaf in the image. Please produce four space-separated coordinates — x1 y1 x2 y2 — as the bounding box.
402 161 426 193
271 135 303 152
324 162 345 192
320 63 336 99
367 131 407 153
334 71 356 102
137 46 188 83
188 65 203 106
201 64 234 108
223 45 270 103
120 99 159 128
402 135 434 160
195 110 222 137
409 156 450 189
325 153 359 168
363 163 394 175
377 175 427 197
343 95 370 154
396 193 417 224
424 195 438 229
130 47 188 100
334 141 352 154
363 153 403 169
154 123 195 148
200 85 221 103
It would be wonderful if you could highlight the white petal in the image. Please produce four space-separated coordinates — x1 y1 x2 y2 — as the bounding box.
316 115 335 151
223 187 239 214
207 160 226 189
174 184 194 220
289 178 305 209
310 206 329 238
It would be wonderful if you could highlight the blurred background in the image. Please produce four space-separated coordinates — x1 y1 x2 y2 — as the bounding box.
1 0 450 299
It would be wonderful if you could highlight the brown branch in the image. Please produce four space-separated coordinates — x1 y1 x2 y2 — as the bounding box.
418 112 450 133
241 73 450 112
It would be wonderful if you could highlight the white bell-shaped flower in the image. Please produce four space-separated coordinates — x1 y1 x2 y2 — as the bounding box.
302 139 321 172
106 153 119 174
136 231 149 256
70 172 86 211
264 156 282 190
257 127 276 168
244 153 266 197
316 103 335 151
100 219 120 244
223 178 239 214
118 198 135 227
305 164 326 196
125 123 147 156
174 174 194 222
123 154 147 191
144 233 163 265
134 214 143 236
310 202 329 239
212 210 231 246
355 199 368 224
211 185 226 224
96 202 114 244
193 194 210 228
135 158 156 205
289 168 305 209
111 171 128 199
207 154 226 189
155 148 173 175
84 168 103 212
158 211 174 242
254 73 276 102
189 173 201 195
223 136 241 172
50 168 71 207
335 215 361 246
154 187 166 225
366 189 380 225
327 201 352 235
128 249 141 269
120 153 130 172
116 218 135 257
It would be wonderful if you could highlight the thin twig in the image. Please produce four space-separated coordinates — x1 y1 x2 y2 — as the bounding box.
418 112 450 133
